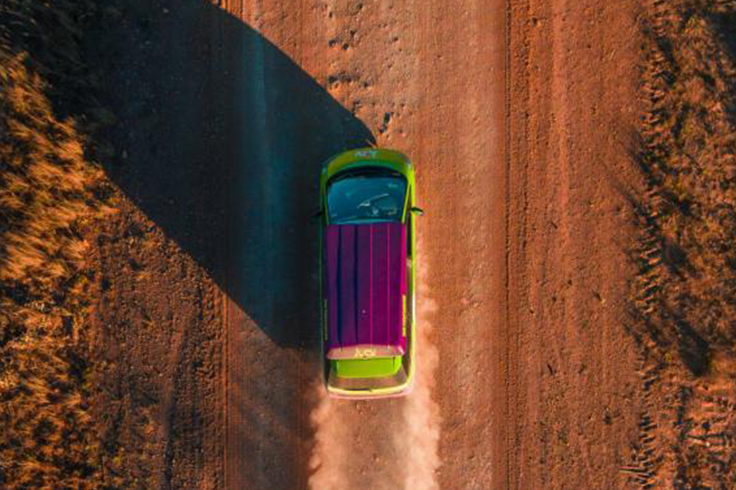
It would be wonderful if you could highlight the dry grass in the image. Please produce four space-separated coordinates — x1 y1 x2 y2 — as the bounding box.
626 0 736 487
632 0 736 375
0 1 113 488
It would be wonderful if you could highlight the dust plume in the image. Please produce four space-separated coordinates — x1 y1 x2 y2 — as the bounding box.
396 242 442 490
307 384 348 490
307 238 442 490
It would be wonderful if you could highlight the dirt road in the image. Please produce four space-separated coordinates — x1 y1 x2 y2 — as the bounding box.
506 1 649 488
220 1 507 489
96 0 652 489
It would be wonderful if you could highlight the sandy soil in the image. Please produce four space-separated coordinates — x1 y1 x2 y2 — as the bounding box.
89 0 655 489
506 1 646 488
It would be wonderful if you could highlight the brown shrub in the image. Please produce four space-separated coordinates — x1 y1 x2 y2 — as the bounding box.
626 0 736 487
0 1 112 489
633 0 736 375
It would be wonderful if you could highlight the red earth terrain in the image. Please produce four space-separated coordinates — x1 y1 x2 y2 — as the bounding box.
90 0 695 488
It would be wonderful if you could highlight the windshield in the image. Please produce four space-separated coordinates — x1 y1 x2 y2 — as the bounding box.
327 168 407 224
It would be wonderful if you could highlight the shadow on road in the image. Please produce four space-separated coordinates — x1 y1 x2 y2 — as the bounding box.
94 0 374 349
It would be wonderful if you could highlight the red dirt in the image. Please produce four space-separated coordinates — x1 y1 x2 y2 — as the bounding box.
506 1 646 488
87 0 700 489
91 201 224 490
8 0 736 486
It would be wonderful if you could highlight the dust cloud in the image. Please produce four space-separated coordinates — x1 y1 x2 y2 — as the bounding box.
397 261 441 490
307 384 347 490
308 239 442 490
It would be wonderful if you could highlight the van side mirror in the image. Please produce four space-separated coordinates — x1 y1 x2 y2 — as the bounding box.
411 207 425 217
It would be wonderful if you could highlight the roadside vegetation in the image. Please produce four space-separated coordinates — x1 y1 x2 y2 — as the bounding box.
627 0 736 486
0 1 112 488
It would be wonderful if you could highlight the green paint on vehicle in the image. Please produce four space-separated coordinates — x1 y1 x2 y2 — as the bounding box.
333 357 403 379
320 148 419 398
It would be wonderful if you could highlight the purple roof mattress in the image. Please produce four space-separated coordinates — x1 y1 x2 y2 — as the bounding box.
324 222 407 357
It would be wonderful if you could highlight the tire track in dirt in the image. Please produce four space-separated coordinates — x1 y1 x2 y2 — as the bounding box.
507 0 646 488
619 359 663 489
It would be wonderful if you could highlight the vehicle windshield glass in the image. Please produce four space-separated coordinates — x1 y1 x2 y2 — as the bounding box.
327 168 407 224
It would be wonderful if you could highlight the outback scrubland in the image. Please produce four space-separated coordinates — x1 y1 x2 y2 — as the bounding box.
626 0 736 487
3 0 736 489
2 1 223 488
0 0 112 488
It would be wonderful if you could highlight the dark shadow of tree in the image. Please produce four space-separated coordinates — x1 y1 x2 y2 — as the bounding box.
92 0 374 351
